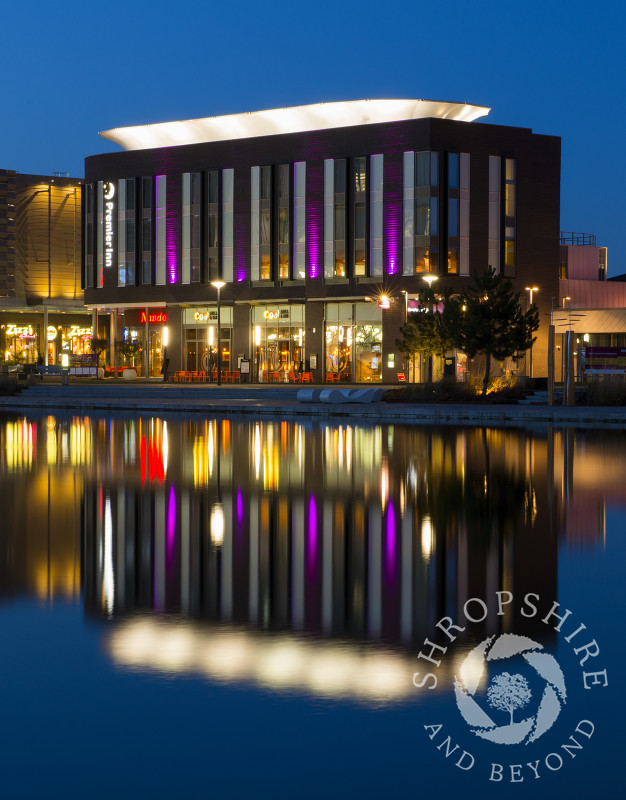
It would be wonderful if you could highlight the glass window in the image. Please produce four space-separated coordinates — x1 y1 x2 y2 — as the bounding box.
260 209 270 245
505 183 515 217
354 157 367 192
142 258 151 284
142 218 151 250
208 171 219 203
448 198 459 236
279 207 289 244
279 253 289 279
355 202 366 239
416 245 437 273
448 153 459 188
335 204 345 241
335 249 345 278
208 213 218 248
126 219 135 251
126 179 135 211
191 172 202 205
260 254 270 280
448 246 458 274
142 177 152 208
354 248 366 277
415 197 430 236
279 164 289 199
261 166 272 200
505 158 516 181
335 160 346 194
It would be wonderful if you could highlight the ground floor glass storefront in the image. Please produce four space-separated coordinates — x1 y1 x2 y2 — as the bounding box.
252 304 305 381
183 307 232 375
325 302 383 383
1 316 93 366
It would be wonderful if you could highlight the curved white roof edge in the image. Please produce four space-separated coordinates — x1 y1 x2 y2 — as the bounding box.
99 99 490 151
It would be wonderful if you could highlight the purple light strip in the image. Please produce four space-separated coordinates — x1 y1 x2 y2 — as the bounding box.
306 163 322 279
384 158 402 276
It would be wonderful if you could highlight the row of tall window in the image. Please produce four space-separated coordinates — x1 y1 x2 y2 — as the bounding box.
84 154 517 288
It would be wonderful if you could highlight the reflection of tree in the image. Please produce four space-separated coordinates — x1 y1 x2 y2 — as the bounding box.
356 325 381 349
405 428 529 548
487 672 531 724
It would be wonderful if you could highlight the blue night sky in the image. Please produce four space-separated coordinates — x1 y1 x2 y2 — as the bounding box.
2 0 624 272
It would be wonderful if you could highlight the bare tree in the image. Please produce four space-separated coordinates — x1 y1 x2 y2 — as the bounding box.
487 672 531 725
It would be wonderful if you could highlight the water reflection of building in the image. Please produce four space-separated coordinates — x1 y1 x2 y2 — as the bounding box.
3 413 619 699
80 420 564 683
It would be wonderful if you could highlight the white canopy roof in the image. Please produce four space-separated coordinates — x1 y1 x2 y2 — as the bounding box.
99 99 490 151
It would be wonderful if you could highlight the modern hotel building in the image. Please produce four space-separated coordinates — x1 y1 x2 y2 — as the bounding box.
83 100 561 381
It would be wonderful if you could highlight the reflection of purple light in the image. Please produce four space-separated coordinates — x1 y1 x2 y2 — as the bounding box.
306 164 322 279
385 498 397 585
167 485 176 568
236 486 244 526
307 495 318 579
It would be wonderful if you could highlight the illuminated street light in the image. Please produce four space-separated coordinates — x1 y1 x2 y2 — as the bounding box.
525 286 539 378
422 273 438 286
162 325 169 382
211 280 226 386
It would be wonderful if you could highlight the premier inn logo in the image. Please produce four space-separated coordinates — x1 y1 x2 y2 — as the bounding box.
103 182 115 268
412 592 608 784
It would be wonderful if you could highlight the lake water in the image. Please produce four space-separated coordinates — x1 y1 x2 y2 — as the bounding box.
0 413 623 798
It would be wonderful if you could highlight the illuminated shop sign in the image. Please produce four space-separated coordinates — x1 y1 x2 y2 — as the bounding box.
139 310 167 324
264 310 280 320
5 323 35 338
69 326 93 338
103 181 115 269
194 311 218 322
47 326 57 341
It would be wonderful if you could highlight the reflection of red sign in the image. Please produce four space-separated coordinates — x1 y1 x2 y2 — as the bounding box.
140 435 165 484
139 310 167 324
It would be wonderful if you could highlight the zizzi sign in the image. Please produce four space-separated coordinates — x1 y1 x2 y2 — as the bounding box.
5 324 35 338
69 326 93 338
139 311 167 324
103 181 115 269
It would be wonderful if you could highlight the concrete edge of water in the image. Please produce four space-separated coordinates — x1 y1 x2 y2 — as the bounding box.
2 393 626 428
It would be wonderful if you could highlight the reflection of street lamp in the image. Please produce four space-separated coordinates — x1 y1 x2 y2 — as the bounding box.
525 286 539 378
211 280 226 386
254 325 261 383
162 325 169 383
562 296 571 309
210 502 224 547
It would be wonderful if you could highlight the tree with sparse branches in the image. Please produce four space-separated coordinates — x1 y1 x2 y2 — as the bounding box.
396 286 461 383
487 672 532 725
455 268 539 395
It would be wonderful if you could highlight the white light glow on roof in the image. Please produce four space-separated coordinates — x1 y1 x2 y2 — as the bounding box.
100 99 490 151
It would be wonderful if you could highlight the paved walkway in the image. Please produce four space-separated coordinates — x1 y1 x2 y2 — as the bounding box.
1 380 626 427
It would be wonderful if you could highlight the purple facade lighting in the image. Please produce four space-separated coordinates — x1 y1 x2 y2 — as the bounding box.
384 158 402 276
236 486 244 527
305 163 323 279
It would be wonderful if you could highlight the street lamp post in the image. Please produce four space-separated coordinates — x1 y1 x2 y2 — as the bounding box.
211 280 226 386
525 286 539 378
162 325 169 382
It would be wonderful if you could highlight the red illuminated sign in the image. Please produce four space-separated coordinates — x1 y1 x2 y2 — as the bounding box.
139 310 167 324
